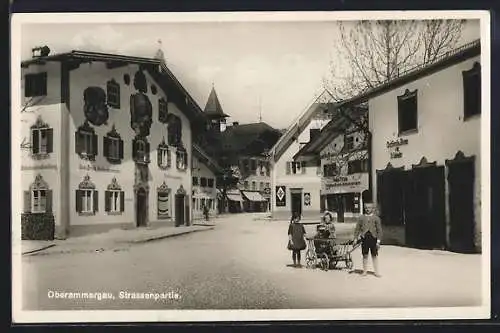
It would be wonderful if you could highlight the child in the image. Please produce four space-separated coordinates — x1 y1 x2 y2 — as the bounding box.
353 203 383 277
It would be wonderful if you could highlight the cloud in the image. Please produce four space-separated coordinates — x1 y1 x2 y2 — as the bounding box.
70 25 125 53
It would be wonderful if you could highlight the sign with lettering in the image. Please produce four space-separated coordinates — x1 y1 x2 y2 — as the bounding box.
276 186 286 207
79 163 120 173
321 173 369 195
21 164 58 171
386 138 408 148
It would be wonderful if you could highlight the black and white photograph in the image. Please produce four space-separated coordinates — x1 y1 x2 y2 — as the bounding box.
11 11 490 323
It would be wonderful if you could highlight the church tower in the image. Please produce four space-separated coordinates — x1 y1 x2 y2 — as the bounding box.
203 84 230 132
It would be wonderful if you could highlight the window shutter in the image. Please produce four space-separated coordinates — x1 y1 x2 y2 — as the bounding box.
46 128 53 153
120 191 125 212
145 141 150 161
24 191 31 213
132 138 138 160
301 161 306 174
119 139 124 159
157 148 162 166
105 190 111 212
184 152 188 169
286 162 291 174
46 190 53 212
93 190 99 212
92 134 98 156
103 136 109 158
32 129 39 154
75 131 82 154
76 190 82 212
24 75 32 97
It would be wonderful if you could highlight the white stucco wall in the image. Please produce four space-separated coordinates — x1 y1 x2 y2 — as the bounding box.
67 62 193 227
369 56 481 248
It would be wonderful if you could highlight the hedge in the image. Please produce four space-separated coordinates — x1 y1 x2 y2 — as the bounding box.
21 213 55 240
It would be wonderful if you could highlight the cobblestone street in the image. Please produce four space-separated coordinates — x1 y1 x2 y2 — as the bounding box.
22 213 482 310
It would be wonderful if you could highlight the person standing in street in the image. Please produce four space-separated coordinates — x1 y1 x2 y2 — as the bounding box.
287 212 307 267
353 202 383 277
203 204 210 222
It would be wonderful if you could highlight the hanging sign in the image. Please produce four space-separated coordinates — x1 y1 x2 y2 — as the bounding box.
276 186 286 207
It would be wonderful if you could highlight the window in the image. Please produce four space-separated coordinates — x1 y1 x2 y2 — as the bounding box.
250 159 257 171
397 89 418 134
344 136 354 151
242 160 250 174
75 121 98 161
201 198 206 208
159 98 168 123
24 174 52 213
133 136 150 164
176 148 188 171
244 181 249 189
192 177 199 186
30 117 53 156
252 181 256 190
157 181 171 219
259 163 265 176
167 115 182 146
463 62 481 119
259 182 264 191
25 72 47 97
103 125 124 163
323 163 338 177
76 175 98 215
106 79 120 108
201 177 208 187
348 159 369 174
207 178 214 188
266 162 270 176
287 161 306 175
105 177 124 214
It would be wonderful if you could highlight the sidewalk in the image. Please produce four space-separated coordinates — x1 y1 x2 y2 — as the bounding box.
20 224 215 257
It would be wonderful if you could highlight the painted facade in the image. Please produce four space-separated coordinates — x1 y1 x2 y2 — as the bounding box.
191 153 218 220
21 52 199 238
369 53 482 252
270 99 333 220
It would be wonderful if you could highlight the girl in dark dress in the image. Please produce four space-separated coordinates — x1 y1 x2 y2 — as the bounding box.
287 212 307 267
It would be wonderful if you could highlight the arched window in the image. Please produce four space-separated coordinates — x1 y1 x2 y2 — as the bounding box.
24 174 52 213
105 177 124 214
76 175 98 215
157 181 171 219
176 145 188 171
157 137 171 169
30 116 53 158
132 136 150 164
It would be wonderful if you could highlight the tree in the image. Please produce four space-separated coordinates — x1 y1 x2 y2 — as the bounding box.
320 20 465 202
324 20 465 101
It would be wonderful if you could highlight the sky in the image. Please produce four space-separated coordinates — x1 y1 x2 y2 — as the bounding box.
20 19 480 130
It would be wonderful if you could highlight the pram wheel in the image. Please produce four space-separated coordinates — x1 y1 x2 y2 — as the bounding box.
319 254 329 271
305 249 317 269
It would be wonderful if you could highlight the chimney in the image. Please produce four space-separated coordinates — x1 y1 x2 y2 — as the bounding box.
32 45 51 58
233 121 239 126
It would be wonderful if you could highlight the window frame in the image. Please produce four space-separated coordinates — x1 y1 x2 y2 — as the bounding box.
106 79 120 109
176 148 188 171
80 189 94 214
207 178 214 188
31 189 47 213
397 89 419 135
24 72 47 97
463 62 481 120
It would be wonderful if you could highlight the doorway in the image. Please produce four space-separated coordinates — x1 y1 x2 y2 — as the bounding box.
404 165 446 249
136 187 148 227
447 158 475 253
377 169 405 226
290 189 302 217
175 194 185 226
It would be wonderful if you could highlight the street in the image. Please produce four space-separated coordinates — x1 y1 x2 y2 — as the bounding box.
22 213 482 310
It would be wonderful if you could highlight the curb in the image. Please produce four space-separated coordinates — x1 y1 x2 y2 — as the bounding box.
130 227 215 244
21 244 56 255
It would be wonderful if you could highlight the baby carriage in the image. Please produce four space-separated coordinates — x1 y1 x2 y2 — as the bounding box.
305 226 361 271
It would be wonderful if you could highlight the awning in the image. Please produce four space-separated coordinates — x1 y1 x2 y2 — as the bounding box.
226 192 244 202
241 191 268 202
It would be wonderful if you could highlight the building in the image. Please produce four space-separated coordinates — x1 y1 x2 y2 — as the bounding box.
20 47 208 238
219 122 282 213
294 105 369 222
269 91 334 220
315 40 482 253
191 144 223 220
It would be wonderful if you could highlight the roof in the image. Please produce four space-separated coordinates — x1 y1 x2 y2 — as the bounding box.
268 90 336 163
334 39 481 110
192 143 224 175
21 50 207 125
221 122 282 155
241 191 267 202
293 39 481 160
204 87 229 118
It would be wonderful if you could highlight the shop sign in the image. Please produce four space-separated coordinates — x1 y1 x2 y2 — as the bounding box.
387 138 408 159
276 186 286 207
79 163 120 173
322 173 368 193
21 164 58 170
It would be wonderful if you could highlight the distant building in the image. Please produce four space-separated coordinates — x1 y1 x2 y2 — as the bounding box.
268 91 334 220
20 47 207 238
220 122 282 213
